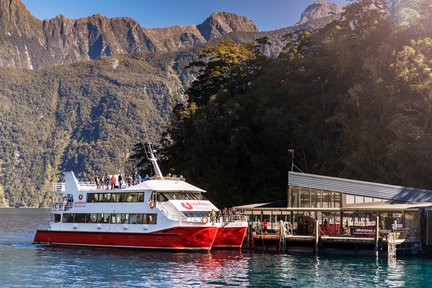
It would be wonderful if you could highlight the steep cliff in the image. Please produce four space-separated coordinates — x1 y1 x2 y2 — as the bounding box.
298 1 343 24
0 0 259 69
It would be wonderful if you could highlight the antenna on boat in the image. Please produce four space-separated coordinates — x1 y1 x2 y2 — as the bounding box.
143 128 164 179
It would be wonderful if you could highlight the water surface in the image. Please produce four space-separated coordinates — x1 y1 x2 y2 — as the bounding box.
0 208 431 287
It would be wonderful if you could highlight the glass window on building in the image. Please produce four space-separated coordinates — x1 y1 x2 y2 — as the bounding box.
300 187 311 208
333 192 341 208
405 212 418 230
322 191 330 208
290 186 300 207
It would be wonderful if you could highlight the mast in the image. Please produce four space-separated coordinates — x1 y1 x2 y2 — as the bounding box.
144 143 164 179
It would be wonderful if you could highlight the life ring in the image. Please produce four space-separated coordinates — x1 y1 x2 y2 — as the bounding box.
201 216 209 224
149 201 155 209
336 216 341 222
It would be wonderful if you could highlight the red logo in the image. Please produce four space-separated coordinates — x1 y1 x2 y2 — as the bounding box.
78 194 83 200
181 202 193 210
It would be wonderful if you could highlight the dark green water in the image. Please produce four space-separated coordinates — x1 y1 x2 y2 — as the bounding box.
0 208 431 287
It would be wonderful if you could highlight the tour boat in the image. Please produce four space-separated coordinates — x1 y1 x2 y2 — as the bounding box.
33 144 247 251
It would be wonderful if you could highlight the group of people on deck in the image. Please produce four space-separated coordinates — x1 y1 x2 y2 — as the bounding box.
94 174 150 190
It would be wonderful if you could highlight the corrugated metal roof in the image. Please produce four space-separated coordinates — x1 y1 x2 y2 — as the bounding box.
289 172 432 202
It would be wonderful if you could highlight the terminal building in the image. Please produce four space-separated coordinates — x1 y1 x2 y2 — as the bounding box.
236 172 432 255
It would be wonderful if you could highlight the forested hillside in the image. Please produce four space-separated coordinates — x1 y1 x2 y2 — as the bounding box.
0 51 193 207
156 0 432 208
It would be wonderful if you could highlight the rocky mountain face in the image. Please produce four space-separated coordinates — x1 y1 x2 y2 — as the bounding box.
298 1 343 24
0 0 344 207
0 0 258 69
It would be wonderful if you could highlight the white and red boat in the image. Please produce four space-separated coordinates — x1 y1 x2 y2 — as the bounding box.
34 144 247 251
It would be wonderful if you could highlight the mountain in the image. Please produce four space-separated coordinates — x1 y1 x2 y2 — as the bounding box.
298 1 343 24
0 1 344 207
0 0 258 69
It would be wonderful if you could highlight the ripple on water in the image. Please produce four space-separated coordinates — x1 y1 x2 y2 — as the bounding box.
2 209 432 287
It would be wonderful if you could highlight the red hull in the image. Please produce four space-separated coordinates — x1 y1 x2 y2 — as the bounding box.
213 226 247 249
34 226 218 251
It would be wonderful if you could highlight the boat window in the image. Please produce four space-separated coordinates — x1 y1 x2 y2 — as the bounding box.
137 192 144 202
87 193 98 203
86 192 145 203
157 191 206 201
98 213 111 223
54 214 61 223
89 213 98 223
126 193 137 202
111 193 121 202
74 214 86 223
57 213 157 225
182 211 211 217
101 193 111 202
62 213 73 223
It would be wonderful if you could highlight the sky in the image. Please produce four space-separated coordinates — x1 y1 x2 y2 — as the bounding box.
21 0 350 32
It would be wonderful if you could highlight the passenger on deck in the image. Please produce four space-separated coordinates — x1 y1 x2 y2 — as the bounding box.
127 176 132 187
118 174 123 189
94 176 99 189
263 219 268 234
105 175 110 190
135 174 142 185
144 175 150 181
209 209 217 224
110 175 116 190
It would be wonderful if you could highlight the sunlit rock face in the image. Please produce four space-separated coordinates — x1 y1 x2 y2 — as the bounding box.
298 1 343 24
0 0 259 69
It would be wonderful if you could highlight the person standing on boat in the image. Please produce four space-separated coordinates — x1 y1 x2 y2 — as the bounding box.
209 209 217 224
144 174 150 181
118 174 123 189
135 174 142 185
127 175 132 187
263 219 268 234
110 175 116 190
99 176 104 189
105 175 110 189
94 175 99 189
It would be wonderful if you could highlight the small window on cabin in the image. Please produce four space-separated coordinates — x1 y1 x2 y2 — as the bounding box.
129 214 138 224
137 192 144 202
121 213 129 224
98 213 110 223
111 213 123 224
62 213 73 223
126 193 138 202
156 192 168 202
89 213 98 223
87 193 97 203
54 214 61 223
101 193 111 202
74 214 86 223
144 214 157 224
136 214 145 224
111 193 120 202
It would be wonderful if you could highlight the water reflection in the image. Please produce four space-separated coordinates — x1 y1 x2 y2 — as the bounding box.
2 209 432 287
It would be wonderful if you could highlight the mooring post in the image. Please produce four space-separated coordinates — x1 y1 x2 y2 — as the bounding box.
315 218 319 253
375 214 380 256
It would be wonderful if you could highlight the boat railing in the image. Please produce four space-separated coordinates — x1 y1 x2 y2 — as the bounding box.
52 181 97 192
221 214 248 223
78 182 98 190
51 202 73 211
151 175 186 181
52 183 66 193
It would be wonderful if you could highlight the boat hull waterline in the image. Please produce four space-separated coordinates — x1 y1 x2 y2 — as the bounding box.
213 226 248 249
34 226 219 251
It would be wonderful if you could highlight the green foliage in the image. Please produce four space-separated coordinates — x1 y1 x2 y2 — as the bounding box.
154 0 432 208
